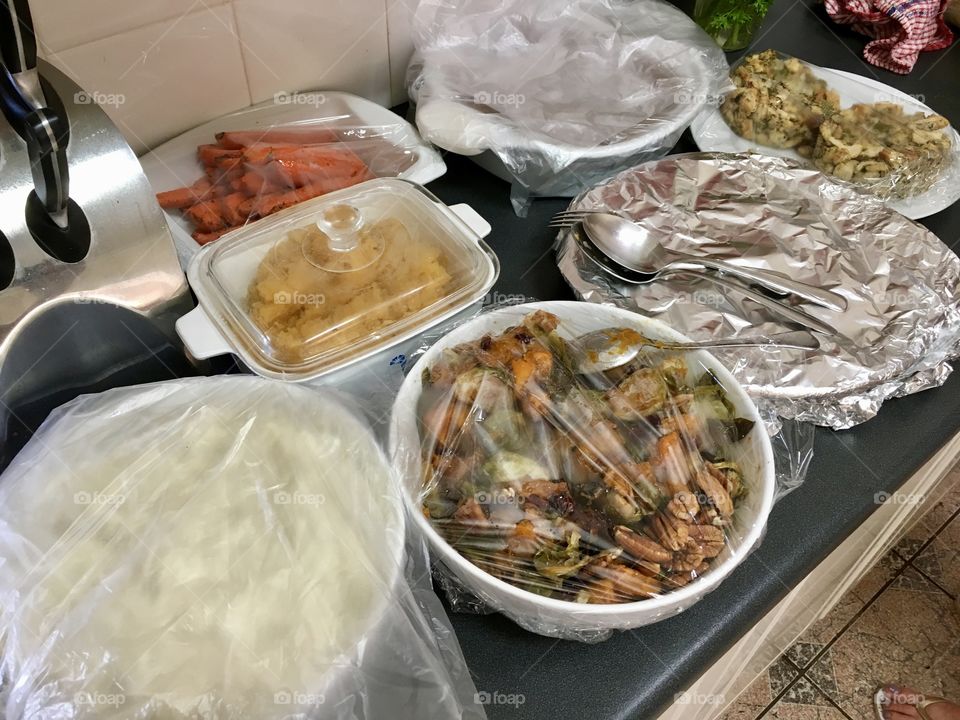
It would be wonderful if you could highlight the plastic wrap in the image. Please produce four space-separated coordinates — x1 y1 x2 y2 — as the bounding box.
150 101 443 251
0 376 484 720
406 0 730 213
389 301 813 641
690 50 960 219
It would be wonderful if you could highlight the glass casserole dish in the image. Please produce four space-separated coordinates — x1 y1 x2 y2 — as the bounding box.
176 178 499 382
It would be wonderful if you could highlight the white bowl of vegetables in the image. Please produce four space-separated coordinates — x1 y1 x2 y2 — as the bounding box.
389 301 776 638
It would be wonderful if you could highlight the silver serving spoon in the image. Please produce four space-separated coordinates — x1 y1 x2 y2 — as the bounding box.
574 327 820 373
570 224 841 336
578 212 847 312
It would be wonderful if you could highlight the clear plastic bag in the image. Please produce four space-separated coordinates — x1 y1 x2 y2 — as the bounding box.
0 376 484 720
691 50 960 217
143 93 446 264
389 301 812 641
406 0 730 214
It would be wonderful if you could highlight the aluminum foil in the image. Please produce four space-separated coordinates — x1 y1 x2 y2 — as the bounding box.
557 153 960 429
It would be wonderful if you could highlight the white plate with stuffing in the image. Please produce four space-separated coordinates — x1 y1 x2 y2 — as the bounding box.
691 59 960 220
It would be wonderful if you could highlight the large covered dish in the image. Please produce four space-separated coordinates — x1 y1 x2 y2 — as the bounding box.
177 178 498 388
390 301 775 640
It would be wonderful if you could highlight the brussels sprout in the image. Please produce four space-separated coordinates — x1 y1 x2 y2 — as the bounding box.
695 370 755 442
710 460 747 499
477 408 526 450
452 367 511 411
533 531 591 580
607 368 668 420
482 451 551 485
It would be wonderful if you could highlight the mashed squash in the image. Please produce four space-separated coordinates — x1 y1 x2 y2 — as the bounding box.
248 216 454 363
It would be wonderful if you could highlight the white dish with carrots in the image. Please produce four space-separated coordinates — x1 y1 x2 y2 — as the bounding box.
139 92 445 268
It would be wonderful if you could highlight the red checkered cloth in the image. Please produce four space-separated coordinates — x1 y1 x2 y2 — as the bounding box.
824 0 955 73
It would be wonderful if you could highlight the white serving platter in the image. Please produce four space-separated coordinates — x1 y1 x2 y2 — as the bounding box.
139 91 446 268
690 63 960 220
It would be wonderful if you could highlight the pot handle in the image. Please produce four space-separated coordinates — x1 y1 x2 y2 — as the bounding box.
176 305 232 360
449 203 491 240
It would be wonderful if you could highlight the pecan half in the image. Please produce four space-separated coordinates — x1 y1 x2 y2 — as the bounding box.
687 523 726 558
613 525 672 563
669 538 706 573
652 511 688 552
589 561 662 599
694 467 734 519
666 490 700 521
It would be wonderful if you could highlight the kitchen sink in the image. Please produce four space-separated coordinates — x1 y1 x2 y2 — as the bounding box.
0 300 205 470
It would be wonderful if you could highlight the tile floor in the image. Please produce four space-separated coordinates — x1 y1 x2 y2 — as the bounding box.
719 468 960 720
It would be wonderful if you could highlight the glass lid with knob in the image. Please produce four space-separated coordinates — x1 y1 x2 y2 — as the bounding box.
187 178 498 378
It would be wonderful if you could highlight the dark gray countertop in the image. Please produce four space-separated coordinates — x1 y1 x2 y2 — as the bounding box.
420 1 960 717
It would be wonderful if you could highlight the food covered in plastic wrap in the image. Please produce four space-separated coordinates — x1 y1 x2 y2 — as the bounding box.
247 210 455 363
177 178 498 384
811 102 952 198
156 126 379 244
711 51 957 205
415 309 759 605
142 92 446 262
0 377 483 720
720 50 839 152
407 0 731 211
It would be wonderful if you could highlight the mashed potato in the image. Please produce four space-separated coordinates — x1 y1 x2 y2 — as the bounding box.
0 378 403 719
247 217 454 363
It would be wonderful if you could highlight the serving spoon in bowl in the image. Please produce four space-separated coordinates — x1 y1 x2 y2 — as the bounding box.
572 326 821 373
551 210 847 313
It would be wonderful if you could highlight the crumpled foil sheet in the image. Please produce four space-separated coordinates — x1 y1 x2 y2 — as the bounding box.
557 153 960 429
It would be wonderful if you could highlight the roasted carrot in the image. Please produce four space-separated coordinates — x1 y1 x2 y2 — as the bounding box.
183 200 226 232
172 127 382 245
214 156 244 176
237 169 288 196
197 144 242 166
156 178 213 209
215 128 340 149
254 160 364 190
218 191 248 227
157 187 199 210
238 170 267 195
248 174 369 217
240 144 367 167
203 160 243 189
192 226 241 245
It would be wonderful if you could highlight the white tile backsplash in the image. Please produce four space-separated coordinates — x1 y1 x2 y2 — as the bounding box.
31 0 230 54
386 0 417 106
29 0 408 153
233 0 390 107
45 5 250 154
